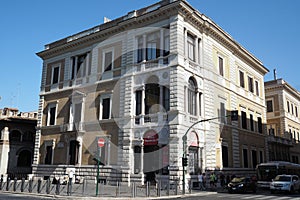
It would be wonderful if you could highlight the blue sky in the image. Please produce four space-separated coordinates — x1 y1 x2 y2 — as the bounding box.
0 0 299 112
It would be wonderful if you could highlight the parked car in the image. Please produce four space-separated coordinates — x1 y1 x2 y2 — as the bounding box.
270 175 300 194
227 177 257 193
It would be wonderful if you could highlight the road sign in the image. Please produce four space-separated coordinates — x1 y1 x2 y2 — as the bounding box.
98 138 105 148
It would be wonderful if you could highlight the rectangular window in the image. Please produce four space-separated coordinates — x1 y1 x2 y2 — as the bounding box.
255 80 259 96
187 33 195 61
163 86 170 112
266 100 273 112
248 76 253 93
291 104 294 115
258 117 262 133
222 145 229 168
239 71 245 88
243 149 248 168
102 98 111 119
136 91 142 115
146 32 160 61
137 36 144 63
104 51 113 72
296 106 298 117
241 111 247 129
163 29 170 57
250 114 254 131
218 56 224 76
74 103 82 123
287 101 290 113
48 104 56 126
71 53 87 79
45 145 53 164
259 150 263 163
252 150 257 168
52 66 60 84
219 102 226 124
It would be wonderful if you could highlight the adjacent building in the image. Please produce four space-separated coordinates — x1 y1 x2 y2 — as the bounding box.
34 0 269 185
0 107 37 179
265 77 300 163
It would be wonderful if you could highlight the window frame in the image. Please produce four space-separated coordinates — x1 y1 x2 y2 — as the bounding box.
99 94 112 120
47 103 57 126
51 64 60 85
218 56 224 77
102 47 114 72
266 100 274 112
248 76 254 93
239 70 245 88
187 33 195 61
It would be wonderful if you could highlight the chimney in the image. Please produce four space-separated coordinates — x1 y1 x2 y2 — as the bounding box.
273 69 277 80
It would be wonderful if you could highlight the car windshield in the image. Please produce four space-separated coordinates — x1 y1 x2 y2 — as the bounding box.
274 176 291 182
231 177 245 183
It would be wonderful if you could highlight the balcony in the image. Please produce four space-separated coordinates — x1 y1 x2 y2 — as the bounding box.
135 113 168 125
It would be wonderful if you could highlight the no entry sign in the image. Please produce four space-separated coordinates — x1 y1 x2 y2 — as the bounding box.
98 138 105 148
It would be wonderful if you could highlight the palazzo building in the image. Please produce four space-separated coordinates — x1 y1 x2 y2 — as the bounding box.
265 77 300 163
33 0 269 185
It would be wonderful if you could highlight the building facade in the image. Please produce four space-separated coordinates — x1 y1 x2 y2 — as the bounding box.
0 108 37 179
34 0 269 185
265 78 300 163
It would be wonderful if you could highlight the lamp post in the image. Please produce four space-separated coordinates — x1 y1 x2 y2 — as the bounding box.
182 110 238 194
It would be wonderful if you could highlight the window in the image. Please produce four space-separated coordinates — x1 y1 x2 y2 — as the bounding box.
266 100 273 112
103 50 113 72
162 86 170 112
135 91 142 115
137 36 144 63
243 148 248 168
145 83 160 115
259 150 264 163
252 150 257 168
44 145 53 164
47 104 56 126
287 101 290 113
71 53 87 79
188 78 197 115
188 146 199 175
69 140 79 165
257 117 262 133
241 111 247 129
239 71 245 88
52 65 60 84
101 98 111 119
255 80 259 96
222 145 229 168
248 76 253 93
269 128 275 135
218 56 224 76
187 33 195 61
296 106 298 117
163 29 170 57
291 104 294 115
146 32 160 61
250 114 254 131
219 102 226 124
134 146 141 174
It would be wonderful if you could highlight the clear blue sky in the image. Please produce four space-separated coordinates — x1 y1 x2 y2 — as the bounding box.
0 0 299 112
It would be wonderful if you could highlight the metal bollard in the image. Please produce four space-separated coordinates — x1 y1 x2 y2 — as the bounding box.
13 178 17 192
55 178 60 195
28 179 33 193
157 180 161 197
82 178 86 195
46 178 50 194
131 182 136 198
146 181 150 197
21 178 25 192
6 177 11 191
37 179 42 193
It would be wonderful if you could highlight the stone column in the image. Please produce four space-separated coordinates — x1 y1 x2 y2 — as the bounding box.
0 127 10 175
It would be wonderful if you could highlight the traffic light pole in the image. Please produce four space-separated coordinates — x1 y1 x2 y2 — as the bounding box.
182 111 237 194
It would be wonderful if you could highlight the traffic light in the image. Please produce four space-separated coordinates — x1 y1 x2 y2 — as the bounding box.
231 110 238 121
182 157 188 167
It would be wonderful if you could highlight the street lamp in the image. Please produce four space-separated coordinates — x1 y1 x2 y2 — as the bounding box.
182 110 238 194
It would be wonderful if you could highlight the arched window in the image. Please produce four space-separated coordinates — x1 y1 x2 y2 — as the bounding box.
188 78 197 115
17 150 32 167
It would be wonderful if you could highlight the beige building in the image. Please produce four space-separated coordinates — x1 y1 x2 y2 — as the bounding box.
0 108 37 179
265 78 300 163
34 0 269 185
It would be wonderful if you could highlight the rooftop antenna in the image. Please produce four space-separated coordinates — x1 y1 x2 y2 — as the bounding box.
273 69 277 80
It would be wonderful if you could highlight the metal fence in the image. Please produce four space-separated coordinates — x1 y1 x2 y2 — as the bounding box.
0 177 189 198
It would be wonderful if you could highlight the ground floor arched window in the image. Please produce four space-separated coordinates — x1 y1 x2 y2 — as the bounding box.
17 150 32 167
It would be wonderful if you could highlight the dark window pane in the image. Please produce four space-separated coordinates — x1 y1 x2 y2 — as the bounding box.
102 98 110 119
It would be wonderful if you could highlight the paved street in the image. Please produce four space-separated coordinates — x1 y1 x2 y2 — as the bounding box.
1 190 300 200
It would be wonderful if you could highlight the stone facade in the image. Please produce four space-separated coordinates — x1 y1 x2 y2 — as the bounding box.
34 0 269 185
0 108 37 179
265 78 300 163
